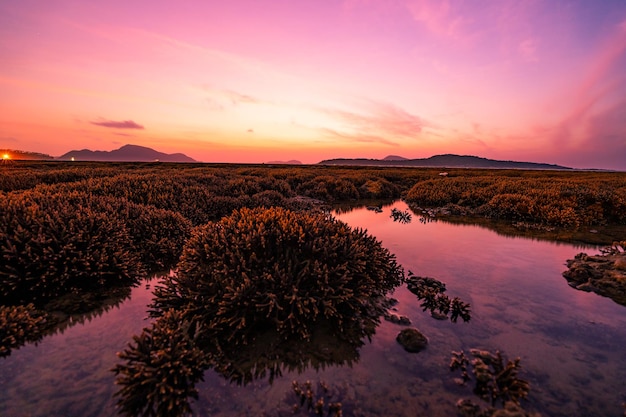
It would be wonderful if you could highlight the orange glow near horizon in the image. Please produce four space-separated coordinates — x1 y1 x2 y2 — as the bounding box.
1 1 625 169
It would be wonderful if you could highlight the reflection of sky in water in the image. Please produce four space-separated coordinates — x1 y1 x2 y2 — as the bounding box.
1 201 625 416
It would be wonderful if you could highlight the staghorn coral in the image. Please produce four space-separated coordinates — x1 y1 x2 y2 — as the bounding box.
405 173 626 228
406 272 471 323
289 380 343 417
115 207 404 415
390 207 412 223
0 304 46 357
113 310 207 417
450 349 530 407
151 207 404 345
0 191 144 305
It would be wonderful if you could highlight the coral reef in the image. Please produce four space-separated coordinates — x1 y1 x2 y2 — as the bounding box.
0 304 46 357
0 191 144 305
390 207 412 223
288 380 343 417
563 241 626 306
405 173 626 228
450 349 530 407
456 399 541 417
406 272 471 323
113 310 207 417
114 207 404 416
151 207 404 345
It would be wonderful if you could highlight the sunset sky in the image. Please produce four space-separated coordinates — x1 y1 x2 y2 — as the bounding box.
1 0 625 169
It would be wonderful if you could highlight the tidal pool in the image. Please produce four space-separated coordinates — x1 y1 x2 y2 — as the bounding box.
1 201 625 416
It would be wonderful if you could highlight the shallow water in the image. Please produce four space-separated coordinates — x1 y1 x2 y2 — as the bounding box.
1 201 625 416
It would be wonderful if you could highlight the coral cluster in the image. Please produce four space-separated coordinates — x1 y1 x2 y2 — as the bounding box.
405 173 626 227
390 207 412 223
450 349 530 407
289 380 343 417
406 272 471 323
151 207 404 344
0 191 145 305
0 304 46 357
113 310 207 417
114 207 404 416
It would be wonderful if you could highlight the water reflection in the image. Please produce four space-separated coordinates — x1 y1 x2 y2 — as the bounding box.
1 286 132 358
114 207 403 416
113 294 389 416
1 202 626 417
212 321 363 386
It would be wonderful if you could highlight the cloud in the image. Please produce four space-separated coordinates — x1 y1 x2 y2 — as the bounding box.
405 0 476 42
198 85 260 110
226 90 258 105
320 128 400 147
90 119 145 129
558 98 626 170
518 38 538 62
320 100 427 144
204 98 225 111
545 19 626 156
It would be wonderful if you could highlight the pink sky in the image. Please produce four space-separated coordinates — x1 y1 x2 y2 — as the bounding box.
1 0 625 169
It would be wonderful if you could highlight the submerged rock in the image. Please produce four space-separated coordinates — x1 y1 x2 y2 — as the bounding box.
431 311 448 320
396 328 428 353
563 251 626 306
384 312 412 325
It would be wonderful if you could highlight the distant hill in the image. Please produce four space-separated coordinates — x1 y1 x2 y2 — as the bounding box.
57 144 196 162
266 160 302 165
382 155 409 161
1 149 54 160
319 154 572 170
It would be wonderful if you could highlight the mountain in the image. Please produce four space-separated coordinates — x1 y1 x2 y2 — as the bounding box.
266 160 302 165
382 155 409 161
319 154 572 170
57 144 196 162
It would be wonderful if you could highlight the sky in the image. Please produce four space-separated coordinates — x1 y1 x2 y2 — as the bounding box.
1 0 626 169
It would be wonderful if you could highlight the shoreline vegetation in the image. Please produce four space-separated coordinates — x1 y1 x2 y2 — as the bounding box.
1 161 625 415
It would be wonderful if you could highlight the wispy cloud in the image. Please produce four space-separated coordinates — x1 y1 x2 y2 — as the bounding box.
547 19 626 149
405 0 476 42
225 90 258 105
518 38 539 62
319 100 427 144
320 128 400 146
90 119 145 129
198 85 261 110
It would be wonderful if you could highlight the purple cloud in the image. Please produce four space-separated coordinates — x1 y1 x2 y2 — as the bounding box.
90 119 145 129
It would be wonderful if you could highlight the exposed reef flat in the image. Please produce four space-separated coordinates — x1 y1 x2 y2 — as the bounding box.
563 249 626 306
